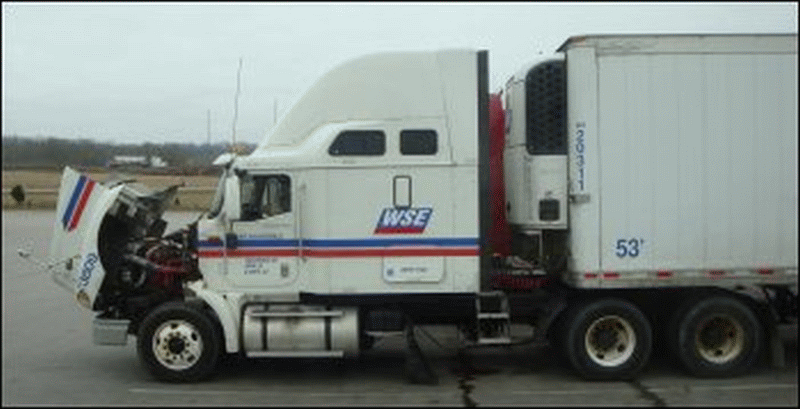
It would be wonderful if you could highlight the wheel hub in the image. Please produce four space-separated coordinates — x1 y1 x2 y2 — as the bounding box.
168 336 186 354
585 315 636 367
152 319 203 371
699 320 727 349
593 325 619 351
695 315 744 364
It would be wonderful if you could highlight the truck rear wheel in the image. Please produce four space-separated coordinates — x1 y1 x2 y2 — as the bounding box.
671 296 763 377
563 298 652 380
137 301 222 382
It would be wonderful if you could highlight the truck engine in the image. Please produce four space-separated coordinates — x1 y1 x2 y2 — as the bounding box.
66 175 202 325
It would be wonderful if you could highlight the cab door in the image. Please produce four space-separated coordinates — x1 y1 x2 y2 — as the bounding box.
225 173 298 288
379 129 450 285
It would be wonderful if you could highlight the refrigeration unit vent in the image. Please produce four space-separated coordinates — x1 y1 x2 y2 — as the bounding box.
525 61 567 155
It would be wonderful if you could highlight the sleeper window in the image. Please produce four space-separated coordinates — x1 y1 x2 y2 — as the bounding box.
328 130 385 156
400 129 437 155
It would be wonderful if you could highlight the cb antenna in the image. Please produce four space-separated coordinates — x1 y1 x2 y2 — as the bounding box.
231 56 243 154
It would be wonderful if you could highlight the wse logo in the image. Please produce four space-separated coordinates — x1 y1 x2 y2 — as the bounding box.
374 207 432 234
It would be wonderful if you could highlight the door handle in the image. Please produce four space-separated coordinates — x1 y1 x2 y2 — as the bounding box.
393 175 412 208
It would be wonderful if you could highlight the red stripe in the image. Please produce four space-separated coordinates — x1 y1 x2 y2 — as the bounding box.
197 247 479 259
198 250 224 258
68 180 96 231
374 227 425 234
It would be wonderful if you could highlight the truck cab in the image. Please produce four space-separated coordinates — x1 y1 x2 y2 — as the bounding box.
50 49 492 382
195 50 484 298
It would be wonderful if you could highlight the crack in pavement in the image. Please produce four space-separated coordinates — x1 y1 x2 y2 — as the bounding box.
452 350 505 407
458 375 477 407
455 350 478 407
628 379 667 407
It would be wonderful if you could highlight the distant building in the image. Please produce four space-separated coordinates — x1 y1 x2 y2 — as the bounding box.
108 155 168 168
149 156 167 167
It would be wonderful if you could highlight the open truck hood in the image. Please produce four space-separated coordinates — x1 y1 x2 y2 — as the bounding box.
49 167 180 309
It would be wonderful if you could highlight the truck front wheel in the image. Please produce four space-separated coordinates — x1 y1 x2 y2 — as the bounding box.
137 301 222 382
563 298 652 380
671 296 763 377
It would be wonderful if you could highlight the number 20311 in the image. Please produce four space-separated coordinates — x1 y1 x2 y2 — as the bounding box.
575 122 586 191
615 238 644 258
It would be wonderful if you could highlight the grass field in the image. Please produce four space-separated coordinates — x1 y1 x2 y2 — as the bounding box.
2 169 219 210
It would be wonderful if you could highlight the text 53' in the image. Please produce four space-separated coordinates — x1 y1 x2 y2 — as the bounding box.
615 238 645 258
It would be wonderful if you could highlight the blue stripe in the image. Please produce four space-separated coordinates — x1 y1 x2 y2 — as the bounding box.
197 237 478 248
62 176 86 228
304 238 478 248
238 238 299 247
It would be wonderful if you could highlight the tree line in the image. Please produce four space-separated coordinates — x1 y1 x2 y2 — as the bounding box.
2 135 255 172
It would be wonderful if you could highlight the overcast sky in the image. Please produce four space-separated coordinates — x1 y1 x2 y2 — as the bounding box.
2 2 797 145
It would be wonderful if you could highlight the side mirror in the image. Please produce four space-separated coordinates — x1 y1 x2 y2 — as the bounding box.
219 211 232 232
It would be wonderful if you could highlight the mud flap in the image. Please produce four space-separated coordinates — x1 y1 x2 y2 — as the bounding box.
766 317 786 369
404 324 438 385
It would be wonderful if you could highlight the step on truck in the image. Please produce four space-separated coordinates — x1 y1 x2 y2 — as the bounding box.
46 34 797 382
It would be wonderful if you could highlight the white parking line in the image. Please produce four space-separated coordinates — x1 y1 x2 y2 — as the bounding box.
508 383 797 396
511 388 633 395
648 383 797 393
130 389 245 395
129 388 457 397
130 383 796 398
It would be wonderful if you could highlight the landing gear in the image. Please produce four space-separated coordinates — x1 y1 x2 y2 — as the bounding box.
404 324 438 385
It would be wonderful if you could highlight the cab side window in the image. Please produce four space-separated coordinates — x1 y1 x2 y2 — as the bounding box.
240 174 291 221
329 130 385 156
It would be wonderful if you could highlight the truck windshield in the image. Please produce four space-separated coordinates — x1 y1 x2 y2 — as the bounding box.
207 170 226 218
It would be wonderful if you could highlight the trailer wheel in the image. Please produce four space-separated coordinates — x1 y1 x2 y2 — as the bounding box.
672 296 763 377
563 298 652 380
137 301 222 382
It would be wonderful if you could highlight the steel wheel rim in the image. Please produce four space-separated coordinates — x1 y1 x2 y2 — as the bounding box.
695 314 744 364
585 315 636 367
152 319 203 371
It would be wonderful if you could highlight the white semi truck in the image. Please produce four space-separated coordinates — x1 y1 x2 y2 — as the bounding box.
48 34 797 383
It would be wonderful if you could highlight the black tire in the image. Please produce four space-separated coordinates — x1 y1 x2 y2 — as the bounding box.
671 296 763 378
546 311 568 358
137 301 222 382
562 298 652 380
666 294 704 365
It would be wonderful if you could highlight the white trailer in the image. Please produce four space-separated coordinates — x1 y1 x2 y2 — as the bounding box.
46 34 796 383
505 34 798 286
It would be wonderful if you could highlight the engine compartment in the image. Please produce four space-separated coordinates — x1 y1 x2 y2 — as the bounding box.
92 182 201 325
